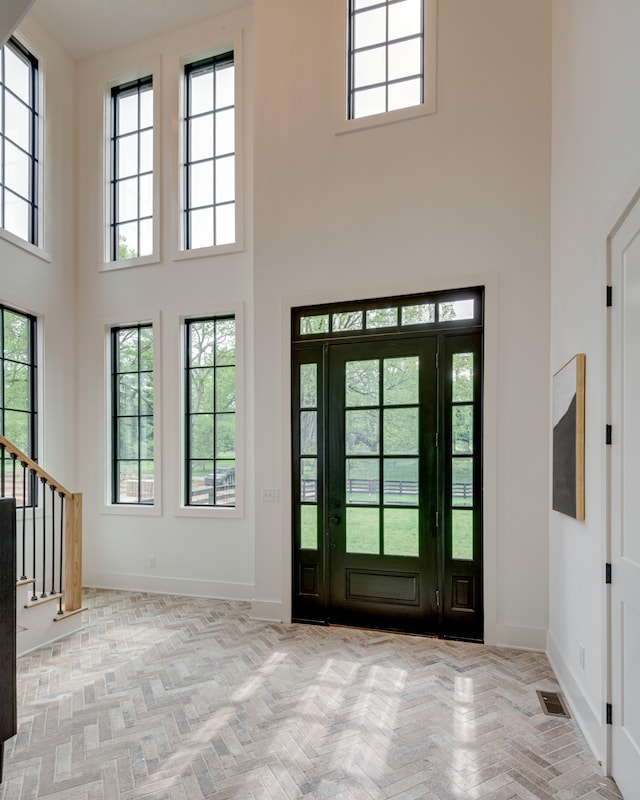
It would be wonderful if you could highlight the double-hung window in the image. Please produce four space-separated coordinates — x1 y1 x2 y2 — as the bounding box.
111 324 154 504
109 77 154 262
0 37 39 245
183 53 236 250
184 315 236 507
0 303 37 506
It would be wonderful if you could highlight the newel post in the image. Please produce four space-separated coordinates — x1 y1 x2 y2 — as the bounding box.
64 493 83 612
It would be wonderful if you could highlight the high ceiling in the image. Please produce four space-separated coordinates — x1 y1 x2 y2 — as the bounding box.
30 0 251 60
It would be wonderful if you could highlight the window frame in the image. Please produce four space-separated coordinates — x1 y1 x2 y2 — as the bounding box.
103 312 161 516
110 322 155 506
108 76 154 264
182 52 236 252
102 62 160 272
179 305 244 518
183 314 236 509
175 32 244 261
334 0 437 134
0 302 38 508
0 36 40 247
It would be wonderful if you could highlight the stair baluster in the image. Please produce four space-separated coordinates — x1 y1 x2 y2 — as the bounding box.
50 484 56 597
57 492 64 615
30 470 37 602
40 477 47 599
19 461 27 581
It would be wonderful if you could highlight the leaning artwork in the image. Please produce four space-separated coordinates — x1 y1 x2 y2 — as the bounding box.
552 353 585 520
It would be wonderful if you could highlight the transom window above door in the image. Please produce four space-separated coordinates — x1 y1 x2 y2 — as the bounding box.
294 288 481 340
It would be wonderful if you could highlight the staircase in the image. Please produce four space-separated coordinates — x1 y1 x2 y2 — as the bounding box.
0 434 85 657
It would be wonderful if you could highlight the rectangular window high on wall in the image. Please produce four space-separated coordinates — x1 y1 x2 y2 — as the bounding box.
345 0 438 125
109 77 153 261
184 315 236 507
183 53 235 250
111 324 154 504
0 38 39 245
0 303 37 507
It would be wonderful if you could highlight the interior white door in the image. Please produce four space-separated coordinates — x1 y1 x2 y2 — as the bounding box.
610 194 640 799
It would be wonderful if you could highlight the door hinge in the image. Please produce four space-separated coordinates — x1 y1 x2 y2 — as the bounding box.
435 590 440 607
435 352 439 369
435 431 439 448
606 563 612 585
435 510 439 527
606 424 612 445
606 703 613 725
606 285 613 307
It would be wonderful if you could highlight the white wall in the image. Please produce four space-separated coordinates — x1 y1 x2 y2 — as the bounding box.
549 0 640 770
252 0 552 646
0 14 77 491
12 0 553 652
71 7 256 600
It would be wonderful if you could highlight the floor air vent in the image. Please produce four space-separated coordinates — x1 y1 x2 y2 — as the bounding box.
537 690 570 718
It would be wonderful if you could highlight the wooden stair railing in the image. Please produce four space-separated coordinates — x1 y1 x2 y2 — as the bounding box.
0 434 83 617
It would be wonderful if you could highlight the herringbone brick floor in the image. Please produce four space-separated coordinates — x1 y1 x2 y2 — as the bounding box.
0 589 623 799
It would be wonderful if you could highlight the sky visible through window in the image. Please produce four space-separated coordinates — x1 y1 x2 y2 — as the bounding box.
349 0 424 120
184 55 235 249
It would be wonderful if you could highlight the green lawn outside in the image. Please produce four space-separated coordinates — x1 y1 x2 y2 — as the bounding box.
300 503 474 560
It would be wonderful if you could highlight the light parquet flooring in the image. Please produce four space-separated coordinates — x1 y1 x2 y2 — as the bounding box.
1 589 623 800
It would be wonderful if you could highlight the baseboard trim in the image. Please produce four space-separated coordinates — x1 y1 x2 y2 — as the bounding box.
487 623 547 651
83 570 253 602
546 629 607 773
250 600 283 622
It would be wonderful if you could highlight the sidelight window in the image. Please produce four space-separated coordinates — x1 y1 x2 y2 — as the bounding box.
450 351 475 560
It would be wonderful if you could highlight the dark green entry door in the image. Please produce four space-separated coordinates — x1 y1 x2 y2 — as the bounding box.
327 338 438 632
292 289 484 641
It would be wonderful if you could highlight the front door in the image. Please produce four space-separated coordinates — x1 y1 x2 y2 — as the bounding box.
610 196 640 796
327 337 438 632
292 289 483 640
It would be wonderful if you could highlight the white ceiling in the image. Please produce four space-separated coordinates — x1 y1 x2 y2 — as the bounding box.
30 0 251 60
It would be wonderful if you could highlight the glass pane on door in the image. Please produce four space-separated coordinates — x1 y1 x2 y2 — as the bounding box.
344 355 421 557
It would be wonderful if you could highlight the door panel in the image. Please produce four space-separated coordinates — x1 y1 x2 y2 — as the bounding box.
610 203 640 797
327 338 439 633
441 334 483 640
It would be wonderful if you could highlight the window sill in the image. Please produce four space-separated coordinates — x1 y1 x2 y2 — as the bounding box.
335 101 436 136
175 504 244 519
100 253 161 273
173 240 244 262
0 228 51 262
102 503 161 517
